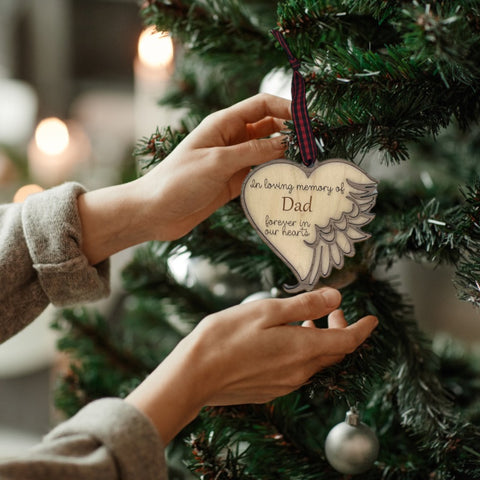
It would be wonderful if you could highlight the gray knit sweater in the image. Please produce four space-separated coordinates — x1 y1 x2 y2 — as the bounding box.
0 183 167 479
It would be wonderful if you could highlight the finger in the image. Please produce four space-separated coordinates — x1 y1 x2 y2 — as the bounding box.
186 94 291 149
345 315 378 344
222 134 288 171
246 116 289 140
327 309 348 329
225 93 292 125
312 314 378 356
262 288 342 327
302 319 316 328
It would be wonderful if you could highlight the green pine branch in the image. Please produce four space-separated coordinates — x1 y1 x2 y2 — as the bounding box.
369 180 480 307
133 126 188 169
276 1 480 165
141 0 281 75
54 1 480 478
142 0 271 48
315 275 480 477
52 308 152 416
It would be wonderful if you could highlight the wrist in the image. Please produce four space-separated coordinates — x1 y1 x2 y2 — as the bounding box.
125 336 210 444
77 180 152 265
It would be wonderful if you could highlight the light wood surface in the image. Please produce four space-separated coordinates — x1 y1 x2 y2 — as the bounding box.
241 159 377 292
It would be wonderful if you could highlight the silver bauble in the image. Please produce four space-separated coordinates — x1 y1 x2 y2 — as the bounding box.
325 408 379 475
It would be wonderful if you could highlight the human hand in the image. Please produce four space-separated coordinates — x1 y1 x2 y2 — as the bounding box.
137 92 291 240
125 288 378 444
186 288 377 406
78 93 290 265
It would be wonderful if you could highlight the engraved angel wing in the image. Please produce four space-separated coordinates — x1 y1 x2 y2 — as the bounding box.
284 174 377 293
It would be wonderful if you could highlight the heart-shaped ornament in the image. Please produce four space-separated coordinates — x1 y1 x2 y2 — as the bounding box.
241 159 377 292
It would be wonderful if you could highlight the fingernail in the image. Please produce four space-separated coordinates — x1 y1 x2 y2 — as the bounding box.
321 288 341 308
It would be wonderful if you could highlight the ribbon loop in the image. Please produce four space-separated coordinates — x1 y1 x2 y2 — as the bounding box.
271 29 317 167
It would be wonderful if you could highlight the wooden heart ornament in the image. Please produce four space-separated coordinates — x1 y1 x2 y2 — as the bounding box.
241 159 377 292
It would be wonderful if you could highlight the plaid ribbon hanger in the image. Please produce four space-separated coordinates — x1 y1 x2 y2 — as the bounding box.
271 29 318 168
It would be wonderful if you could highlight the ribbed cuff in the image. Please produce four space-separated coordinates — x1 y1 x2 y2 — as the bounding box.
46 398 166 480
22 182 110 306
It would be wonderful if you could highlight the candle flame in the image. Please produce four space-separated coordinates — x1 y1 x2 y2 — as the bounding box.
138 26 174 68
35 117 69 155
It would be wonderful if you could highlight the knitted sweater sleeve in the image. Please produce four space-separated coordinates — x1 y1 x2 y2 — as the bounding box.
0 398 167 480
0 184 168 479
0 182 110 342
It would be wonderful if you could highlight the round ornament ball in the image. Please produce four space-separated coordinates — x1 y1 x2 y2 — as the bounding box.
325 408 379 475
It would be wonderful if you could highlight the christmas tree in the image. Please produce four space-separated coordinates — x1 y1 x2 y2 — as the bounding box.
53 1 480 478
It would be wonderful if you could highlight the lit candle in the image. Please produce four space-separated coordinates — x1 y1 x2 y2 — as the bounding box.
28 117 90 187
35 117 69 155
134 26 176 139
138 26 174 70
